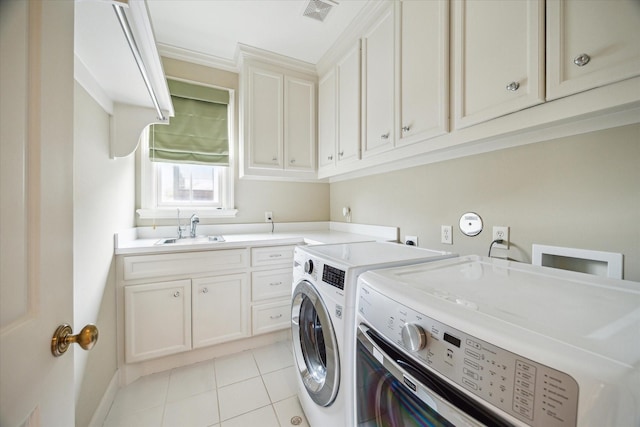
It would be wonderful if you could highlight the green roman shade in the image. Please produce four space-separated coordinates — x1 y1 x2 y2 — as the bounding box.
150 79 230 165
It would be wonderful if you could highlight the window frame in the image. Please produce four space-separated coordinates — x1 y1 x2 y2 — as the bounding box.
137 81 237 220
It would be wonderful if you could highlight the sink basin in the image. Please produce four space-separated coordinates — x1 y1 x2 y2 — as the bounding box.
155 235 225 245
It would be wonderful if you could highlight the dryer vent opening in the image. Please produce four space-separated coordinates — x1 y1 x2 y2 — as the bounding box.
302 0 338 22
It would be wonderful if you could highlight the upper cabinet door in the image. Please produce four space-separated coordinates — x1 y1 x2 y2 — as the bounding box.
452 0 545 129
546 0 640 100
397 0 449 147
362 6 395 157
247 67 284 170
284 76 315 172
318 70 337 171
337 41 362 165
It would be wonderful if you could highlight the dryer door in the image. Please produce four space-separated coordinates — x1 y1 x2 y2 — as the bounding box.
291 280 340 407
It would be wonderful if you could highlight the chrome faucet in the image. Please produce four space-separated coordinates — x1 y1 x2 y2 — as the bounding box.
190 214 200 238
176 208 186 239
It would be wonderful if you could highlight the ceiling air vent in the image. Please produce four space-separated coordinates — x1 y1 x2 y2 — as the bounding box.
303 0 338 22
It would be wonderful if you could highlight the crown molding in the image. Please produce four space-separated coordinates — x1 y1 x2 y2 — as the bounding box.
157 43 238 73
235 43 317 76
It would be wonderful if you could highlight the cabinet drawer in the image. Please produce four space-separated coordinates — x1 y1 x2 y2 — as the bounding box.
123 249 249 281
252 268 293 301
252 300 291 335
251 245 295 267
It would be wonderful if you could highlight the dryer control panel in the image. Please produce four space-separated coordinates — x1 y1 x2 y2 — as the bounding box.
358 285 579 427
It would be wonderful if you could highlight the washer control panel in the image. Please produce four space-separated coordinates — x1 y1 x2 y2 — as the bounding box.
358 285 579 427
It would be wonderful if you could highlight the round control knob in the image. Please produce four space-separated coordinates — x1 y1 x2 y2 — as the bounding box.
304 260 314 274
401 323 427 352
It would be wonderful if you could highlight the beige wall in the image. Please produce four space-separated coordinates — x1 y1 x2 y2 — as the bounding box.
135 57 330 227
330 124 640 281
74 83 136 426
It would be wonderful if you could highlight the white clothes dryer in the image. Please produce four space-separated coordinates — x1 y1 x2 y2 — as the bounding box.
291 241 456 427
355 255 640 426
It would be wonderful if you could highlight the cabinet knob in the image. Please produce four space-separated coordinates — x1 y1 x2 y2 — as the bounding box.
290 159 296 164
270 314 283 320
338 151 344 157
328 155 333 160
272 156 278 161
269 282 282 286
173 291 181 298
201 287 208 294
381 132 390 140
573 53 591 67
402 126 411 133
506 81 520 91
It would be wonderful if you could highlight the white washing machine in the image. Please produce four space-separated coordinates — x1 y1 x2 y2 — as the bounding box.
355 255 640 426
290 241 456 427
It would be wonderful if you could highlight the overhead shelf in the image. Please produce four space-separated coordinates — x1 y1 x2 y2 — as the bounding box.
74 0 173 158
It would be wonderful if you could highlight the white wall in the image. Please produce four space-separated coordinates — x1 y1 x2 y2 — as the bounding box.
73 82 136 426
330 124 640 281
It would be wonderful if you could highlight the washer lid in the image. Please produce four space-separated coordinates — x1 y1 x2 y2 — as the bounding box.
359 255 640 367
300 241 454 268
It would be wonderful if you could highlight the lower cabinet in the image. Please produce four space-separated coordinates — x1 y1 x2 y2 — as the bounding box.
124 279 192 363
192 274 250 348
121 245 295 364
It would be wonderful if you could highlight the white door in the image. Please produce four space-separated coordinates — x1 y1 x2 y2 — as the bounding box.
0 1 76 426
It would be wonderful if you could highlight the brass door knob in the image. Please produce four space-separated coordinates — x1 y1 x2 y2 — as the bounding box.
51 324 99 357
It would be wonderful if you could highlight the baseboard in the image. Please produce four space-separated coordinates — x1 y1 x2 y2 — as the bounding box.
88 370 119 427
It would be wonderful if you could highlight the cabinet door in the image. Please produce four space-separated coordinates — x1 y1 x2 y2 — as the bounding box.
248 67 283 169
452 0 544 129
336 42 361 165
362 6 395 157
547 0 640 100
397 0 449 146
192 273 249 348
318 70 337 171
124 280 191 363
284 76 315 171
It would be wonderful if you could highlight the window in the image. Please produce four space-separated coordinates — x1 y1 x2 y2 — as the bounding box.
137 79 236 219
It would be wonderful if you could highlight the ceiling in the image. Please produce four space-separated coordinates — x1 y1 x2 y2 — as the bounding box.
146 0 371 66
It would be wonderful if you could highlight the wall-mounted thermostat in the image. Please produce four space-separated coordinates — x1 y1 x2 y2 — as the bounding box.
459 212 483 236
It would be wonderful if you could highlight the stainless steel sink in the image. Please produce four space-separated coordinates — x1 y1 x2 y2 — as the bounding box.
155 236 225 245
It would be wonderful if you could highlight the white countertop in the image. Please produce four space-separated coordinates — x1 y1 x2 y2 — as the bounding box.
114 222 399 255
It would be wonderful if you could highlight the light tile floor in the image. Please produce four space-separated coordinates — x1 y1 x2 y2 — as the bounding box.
103 340 309 427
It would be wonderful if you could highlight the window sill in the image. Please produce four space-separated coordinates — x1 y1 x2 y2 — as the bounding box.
136 208 238 219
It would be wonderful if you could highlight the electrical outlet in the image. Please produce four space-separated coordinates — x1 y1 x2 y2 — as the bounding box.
441 225 453 245
265 211 273 222
405 235 418 246
492 226 510 249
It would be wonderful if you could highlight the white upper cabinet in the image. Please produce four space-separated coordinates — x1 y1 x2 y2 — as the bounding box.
239 46 317 181
336 42 362 166
284 76 316 171
247 67 284 170
318 70 337 172
397 0 449 146
362 6 396 157
546 0 640 100
452 0 545 129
